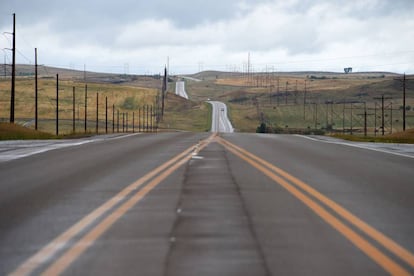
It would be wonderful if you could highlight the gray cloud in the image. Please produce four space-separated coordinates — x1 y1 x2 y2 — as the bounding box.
1 0 413 74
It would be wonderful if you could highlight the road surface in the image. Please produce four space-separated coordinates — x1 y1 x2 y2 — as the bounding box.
208 101 234 133
175 81 189 99
1 132 414 275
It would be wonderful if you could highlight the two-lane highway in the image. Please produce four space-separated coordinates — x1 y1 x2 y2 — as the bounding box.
208 101 234 133
1 129 414 275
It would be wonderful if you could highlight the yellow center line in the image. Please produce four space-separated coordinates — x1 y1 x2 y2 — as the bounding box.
10 133 215 276
217 137 411 276
218 137 414 269
41 151 192 275
40 135 214 275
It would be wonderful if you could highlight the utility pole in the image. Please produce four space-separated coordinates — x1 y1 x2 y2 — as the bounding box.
150 105 153 132
138 107 141 132
105 96 108 133
161 67 167 118
357 102 373 137
117 109 119 133
84 84 88 132
72 86 75 133
56 74 59 136
147 105 149 132
10 13 16 123
374 103 377 136
394 73 407 131
350 103 353 135
374 95 392 136
96 93 98 134
126 113 128 132
381 95 386 136
364 103 367 137
112 104 115 133
403 74 406 131
122 113 125 132
390 102 393 134
342 102 345 134
35 48 38 130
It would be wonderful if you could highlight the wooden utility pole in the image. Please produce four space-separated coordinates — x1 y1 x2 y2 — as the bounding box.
84 84 88 132
403 74 406 131
150 105 153 132
146 105 149 132
122 113 125 132
96 93 98 134
374 95 392 136
161 67 167 118
381 95 385 136
105 97 108 133
117 110 119 133
10 13 16 123
56 74 59 136
350 103 353 135
126 113 128 132
112 104 115 133
35 48 38 129
138 107 141 132
394 73 413 131
72 86 75 133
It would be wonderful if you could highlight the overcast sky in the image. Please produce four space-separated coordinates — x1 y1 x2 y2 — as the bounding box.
1 0 413 74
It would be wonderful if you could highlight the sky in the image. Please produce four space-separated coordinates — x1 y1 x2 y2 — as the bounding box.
1 0 414 75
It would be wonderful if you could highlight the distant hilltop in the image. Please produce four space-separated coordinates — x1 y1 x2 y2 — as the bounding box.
1 64 405 83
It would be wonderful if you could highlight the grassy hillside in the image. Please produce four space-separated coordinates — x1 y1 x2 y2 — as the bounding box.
1 66 413 140
0 77 159 134
205 72 414 135
159 93 211 132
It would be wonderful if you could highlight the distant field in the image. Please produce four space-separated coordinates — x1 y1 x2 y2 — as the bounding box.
209 72 414 135
1 67 413 138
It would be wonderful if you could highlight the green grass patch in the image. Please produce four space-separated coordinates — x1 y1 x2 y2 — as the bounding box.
159 94 210 132
0 123 56 140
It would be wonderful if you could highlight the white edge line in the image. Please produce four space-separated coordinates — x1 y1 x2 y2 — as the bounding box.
0 133 141 162
295 135 414 159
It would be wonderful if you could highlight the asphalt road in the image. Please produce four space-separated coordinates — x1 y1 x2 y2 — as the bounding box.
1 132 414 275
208 101 234 133
175 81 189 99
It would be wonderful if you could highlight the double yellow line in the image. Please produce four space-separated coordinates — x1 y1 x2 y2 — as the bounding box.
10 134 215 276
217 136 414 276
11 133 414 275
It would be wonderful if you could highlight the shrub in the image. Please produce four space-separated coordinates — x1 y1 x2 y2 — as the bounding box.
122 97 138 110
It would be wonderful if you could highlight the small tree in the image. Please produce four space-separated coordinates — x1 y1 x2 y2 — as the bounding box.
256 122 267 133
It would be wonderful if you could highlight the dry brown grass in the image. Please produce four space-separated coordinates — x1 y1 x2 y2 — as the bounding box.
0 78 158 134
215 74 393 94
332 129 414 144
